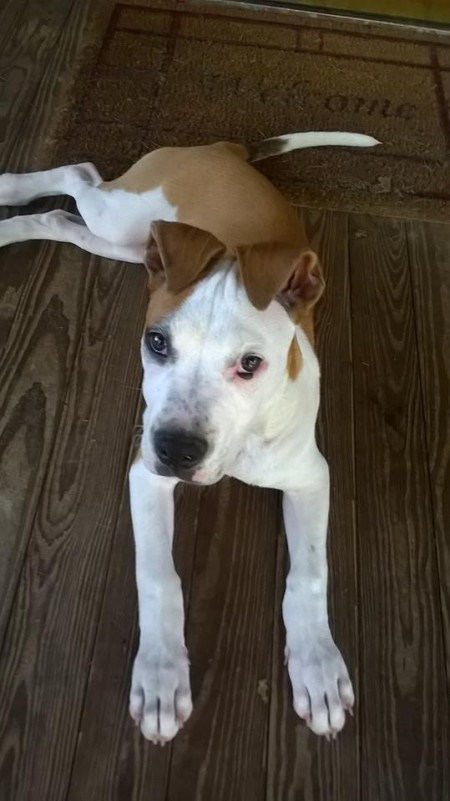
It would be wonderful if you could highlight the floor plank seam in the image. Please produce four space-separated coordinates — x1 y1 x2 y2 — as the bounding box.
345 212 363 801
404 221 450 694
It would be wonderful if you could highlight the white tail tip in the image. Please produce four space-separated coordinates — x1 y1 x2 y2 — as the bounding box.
248 131 382 162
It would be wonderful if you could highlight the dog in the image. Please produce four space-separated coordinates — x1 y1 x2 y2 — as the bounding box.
0 129 379 744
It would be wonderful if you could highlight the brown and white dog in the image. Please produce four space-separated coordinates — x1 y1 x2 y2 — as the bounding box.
0 130 379 743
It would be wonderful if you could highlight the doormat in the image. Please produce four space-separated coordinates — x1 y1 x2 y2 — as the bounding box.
42 0 450 221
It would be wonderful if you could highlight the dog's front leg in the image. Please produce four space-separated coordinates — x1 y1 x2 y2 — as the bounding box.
282 449 354 738
128 455 192 744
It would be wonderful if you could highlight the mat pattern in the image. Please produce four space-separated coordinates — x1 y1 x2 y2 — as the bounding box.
45 0 450 221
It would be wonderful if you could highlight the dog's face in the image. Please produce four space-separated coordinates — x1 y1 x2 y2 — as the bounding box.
140 222 324 485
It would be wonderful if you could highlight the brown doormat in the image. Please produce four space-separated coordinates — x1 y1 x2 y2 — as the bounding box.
42 0 450 222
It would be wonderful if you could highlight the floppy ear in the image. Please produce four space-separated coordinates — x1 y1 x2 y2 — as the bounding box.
145 221 226 293
234 242 324 311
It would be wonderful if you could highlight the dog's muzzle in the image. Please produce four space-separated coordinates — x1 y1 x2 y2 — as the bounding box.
153 428 208 480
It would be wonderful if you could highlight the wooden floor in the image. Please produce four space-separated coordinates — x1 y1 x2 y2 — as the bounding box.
0 1 449 800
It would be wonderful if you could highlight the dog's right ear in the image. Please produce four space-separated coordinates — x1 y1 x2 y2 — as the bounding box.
235 241 324 312
145 221 226 292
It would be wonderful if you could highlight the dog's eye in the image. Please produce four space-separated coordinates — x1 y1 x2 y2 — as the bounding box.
238 354 262 379
146 330 168 357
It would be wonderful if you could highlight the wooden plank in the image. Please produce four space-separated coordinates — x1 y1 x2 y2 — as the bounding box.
166 480 279 801
0 238 97 639
0 0 105 623
0 260 147 801
406 219 450 684
349 215 449 801
0 0 113 647
266 210 360 801
0 0 74 164
0 0 107 172
0 236 60 349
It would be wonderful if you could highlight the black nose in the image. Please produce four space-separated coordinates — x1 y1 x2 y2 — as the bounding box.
153 429 208 472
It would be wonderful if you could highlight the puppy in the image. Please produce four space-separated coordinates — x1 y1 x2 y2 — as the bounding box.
0 130 379 743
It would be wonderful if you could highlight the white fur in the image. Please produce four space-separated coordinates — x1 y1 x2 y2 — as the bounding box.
141 265 301 484
0 140 357 744
137 267 352 740
128 466 192 742
77 185 177 245
0 165 177 254
275 130 380 154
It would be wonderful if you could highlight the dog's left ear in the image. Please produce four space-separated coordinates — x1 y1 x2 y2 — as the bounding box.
146 221 226 293
235 242 324 311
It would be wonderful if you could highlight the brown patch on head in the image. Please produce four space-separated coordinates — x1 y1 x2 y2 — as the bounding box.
144 221 227 327
145 280 195 327
287 336 303 380
142 218 323 347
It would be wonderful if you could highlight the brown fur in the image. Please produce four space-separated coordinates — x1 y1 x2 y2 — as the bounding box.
144 222 228 327
287 336 303 380
145 276 195 327
101 142 305 249
235 241 323 312
147 221 226 294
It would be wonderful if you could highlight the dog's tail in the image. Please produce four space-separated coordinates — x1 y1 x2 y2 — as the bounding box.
247 131 380 163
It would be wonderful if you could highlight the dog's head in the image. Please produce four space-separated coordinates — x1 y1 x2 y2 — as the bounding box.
140 221 324 484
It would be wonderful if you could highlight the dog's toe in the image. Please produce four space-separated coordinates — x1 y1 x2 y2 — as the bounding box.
287 632 354 739
129 647 193 744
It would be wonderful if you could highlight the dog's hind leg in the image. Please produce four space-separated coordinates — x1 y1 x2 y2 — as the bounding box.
0 209 145 262
0 163 101 206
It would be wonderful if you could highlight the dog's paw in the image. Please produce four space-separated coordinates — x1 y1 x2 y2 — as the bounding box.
129 645 193 744
285 633 354 738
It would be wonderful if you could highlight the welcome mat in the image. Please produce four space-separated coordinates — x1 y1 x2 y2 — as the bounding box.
43 0 450 221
